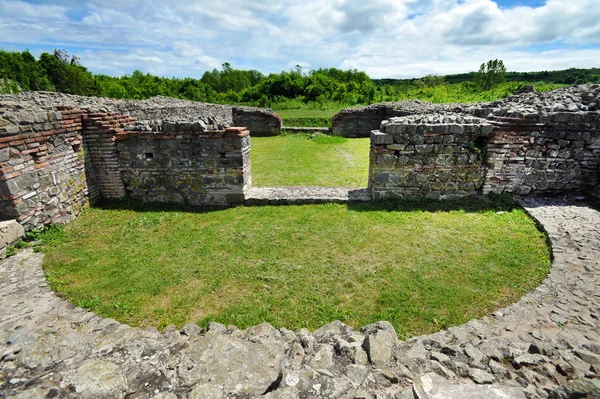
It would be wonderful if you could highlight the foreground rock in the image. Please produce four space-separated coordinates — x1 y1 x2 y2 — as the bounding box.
1 196 599 398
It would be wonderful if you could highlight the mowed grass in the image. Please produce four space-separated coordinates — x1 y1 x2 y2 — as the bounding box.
251 134 369 187
41 198 551 339
274 109 339 127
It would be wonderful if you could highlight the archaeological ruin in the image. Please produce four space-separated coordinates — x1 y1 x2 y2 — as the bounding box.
1 85 600 398
0 85 599 229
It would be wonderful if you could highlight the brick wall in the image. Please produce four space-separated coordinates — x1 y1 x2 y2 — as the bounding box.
369 112 600 200
0 108 89 227
82 111 136 200
484 113 600 195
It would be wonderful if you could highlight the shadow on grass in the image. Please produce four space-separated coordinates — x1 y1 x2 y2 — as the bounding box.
346 193 521 214
91 198 232 215
91 193 521 215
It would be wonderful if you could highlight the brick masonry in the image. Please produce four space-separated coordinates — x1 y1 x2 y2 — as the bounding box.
1 86 599 228
0 107 90 227
368 85 600 200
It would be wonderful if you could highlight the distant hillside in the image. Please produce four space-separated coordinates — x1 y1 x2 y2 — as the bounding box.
1 48 598 108
374 67 600 86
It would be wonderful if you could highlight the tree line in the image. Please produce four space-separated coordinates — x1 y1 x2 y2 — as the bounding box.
1 49 598 108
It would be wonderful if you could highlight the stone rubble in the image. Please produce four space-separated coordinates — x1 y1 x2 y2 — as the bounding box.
333 84 600 137
1 196 599 398
0 91 282 136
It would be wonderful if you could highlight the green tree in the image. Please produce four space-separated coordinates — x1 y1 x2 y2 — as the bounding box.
422 74 445 88
39 50 98 96
474 59 507 91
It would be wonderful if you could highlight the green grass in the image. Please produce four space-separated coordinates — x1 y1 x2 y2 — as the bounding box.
251 134 369 187
274 109 340 128
41 197 551 339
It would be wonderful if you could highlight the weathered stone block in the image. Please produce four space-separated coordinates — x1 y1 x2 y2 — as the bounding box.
371 131 393 145
0 220 25 258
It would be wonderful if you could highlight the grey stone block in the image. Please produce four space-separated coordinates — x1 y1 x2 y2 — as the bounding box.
0 220 25 251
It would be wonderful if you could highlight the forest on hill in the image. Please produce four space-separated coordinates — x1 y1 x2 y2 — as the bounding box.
1 49 599 110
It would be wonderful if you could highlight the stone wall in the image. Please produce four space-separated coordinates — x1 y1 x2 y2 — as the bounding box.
332 101 457 138
0 92 282 136
0 104 90 227
233 107 282 136
0 92 278 228
368 85 600 200
370 114 493 200
116 126 251 206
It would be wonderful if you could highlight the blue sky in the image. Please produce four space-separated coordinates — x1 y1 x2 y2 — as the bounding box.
0 0 598 79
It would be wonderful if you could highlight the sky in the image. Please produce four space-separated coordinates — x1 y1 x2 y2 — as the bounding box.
0 0 599 79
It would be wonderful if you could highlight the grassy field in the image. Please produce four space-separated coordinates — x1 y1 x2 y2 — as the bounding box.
250 134 370 187
273 109 340 127
40 197 550 338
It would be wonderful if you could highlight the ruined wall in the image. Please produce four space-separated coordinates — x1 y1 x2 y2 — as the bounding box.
368 85 600 200
332 101 457 138
0 105 89 227
1 86 599 228
1 92 281 137
82 110 136 201
369 114 492 200
484 112 600 195
232 107 282 136
116 126 251 206
0 93 265 228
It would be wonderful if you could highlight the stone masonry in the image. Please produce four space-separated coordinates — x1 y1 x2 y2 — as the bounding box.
1 86 600 227
0 93 281 228
0 104 90 227
368 85 600 200
117 125 251 205
370 114 493 200
1 196 599 398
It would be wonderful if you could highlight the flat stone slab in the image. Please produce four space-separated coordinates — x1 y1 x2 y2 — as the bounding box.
1 196 600 398
0 220 24 259
417 372 527 399
245 186 371 205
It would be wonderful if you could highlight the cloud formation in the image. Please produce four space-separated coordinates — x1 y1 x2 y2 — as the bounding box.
0 0 598 78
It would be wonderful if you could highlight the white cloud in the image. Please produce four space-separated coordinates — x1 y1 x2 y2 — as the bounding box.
0 0 598 79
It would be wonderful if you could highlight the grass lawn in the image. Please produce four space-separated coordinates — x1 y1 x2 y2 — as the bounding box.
41 197 550 339
274 109 340 127
251 134 370 187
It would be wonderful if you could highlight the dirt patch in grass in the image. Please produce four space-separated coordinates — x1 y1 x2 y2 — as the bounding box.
41 198 551 338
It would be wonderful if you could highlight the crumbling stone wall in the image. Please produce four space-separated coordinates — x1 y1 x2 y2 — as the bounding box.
368 85 600 200
370 114 492 200
483 112 600 195
232 107 282 136
1 92 282 136
332 101 459 138
0 93 269 228
116 125 251 205
0 104 90 227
